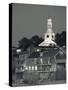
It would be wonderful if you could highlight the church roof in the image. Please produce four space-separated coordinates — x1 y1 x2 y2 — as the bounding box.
39 40 56 46
29 48 59 58
56 51 66 60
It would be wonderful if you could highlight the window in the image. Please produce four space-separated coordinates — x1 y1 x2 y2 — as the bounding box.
37 49 40 52
40 52 43 57
29 66 31 70
52 35 53 38
35 66 37 70
25 66 28 70
40 58 43 64
47 35 49 38
20 67 23 70
32 66 34 70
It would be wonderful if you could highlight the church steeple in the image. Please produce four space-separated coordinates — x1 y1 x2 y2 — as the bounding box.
39 18 56 46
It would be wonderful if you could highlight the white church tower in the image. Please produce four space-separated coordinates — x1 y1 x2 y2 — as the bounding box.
39 18 56 46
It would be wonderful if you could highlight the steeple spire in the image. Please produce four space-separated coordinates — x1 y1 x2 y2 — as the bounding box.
47 18 53 33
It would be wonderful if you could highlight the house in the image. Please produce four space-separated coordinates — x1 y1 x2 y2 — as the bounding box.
55 50 66 80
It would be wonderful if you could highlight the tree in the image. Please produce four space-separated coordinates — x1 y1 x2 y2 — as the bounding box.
55 31 66 47
61 31 66 46
18 35 44 50
30 35 44 46
18 37 30 50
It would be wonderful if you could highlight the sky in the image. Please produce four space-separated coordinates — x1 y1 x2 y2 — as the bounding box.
12 3 66 46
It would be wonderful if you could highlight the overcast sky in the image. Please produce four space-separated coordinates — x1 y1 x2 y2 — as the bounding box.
12 3 66 46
